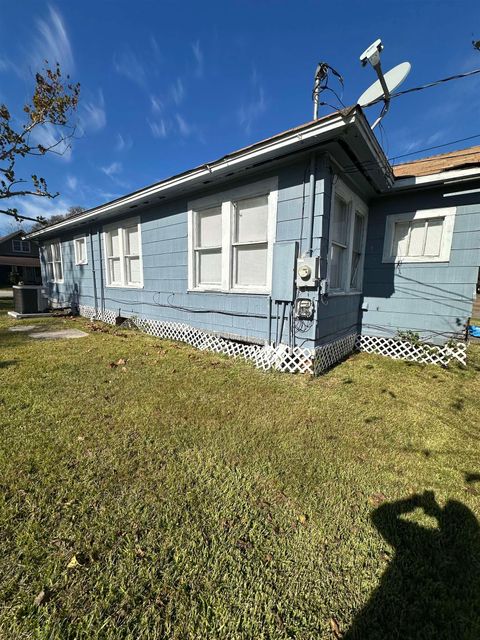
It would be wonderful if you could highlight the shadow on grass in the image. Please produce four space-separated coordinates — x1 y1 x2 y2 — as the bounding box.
344 492 480 639
0 360 16 369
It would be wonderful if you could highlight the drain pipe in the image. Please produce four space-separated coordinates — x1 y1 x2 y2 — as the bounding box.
89 229 98 313
97 229 105 314
306 152 316 257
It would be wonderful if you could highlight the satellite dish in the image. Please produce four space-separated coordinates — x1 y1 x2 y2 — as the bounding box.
358 62 411 106
356 39 412 129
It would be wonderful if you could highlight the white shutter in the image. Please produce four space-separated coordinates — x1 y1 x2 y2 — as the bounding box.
125 226 139 255
198 207 222 247
235 196 268 243
332 196 348 245
127 256 141 284
198 250 221 285
424 218 444 256
235 245 267 286
392 221 410 257
408 221 426 256
330 244 345 289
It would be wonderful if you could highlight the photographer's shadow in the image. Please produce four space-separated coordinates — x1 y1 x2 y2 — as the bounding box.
345 492 480 639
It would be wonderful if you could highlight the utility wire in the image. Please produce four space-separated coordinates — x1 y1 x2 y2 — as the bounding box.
363 67 480 108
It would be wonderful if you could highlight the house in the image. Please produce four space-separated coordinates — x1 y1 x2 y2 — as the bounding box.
0 230 41 287
26 107 480 373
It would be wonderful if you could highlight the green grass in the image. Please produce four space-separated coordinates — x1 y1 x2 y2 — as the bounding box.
1 298 479 639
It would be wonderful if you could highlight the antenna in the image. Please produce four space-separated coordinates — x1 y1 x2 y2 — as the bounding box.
357 39 411 129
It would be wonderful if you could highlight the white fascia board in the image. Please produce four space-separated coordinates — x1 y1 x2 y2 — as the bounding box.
27 113 354 240
393 166 480 191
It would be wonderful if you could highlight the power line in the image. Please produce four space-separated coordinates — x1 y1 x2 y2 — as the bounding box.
389 134 480 163
363 67 480 108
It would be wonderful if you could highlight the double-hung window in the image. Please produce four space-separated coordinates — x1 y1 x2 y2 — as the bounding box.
188 177 277 294
74 235 88 265
12 239 30 253
45 240 63 283
382 207 456 263
328 179 368 293
103 218 143 287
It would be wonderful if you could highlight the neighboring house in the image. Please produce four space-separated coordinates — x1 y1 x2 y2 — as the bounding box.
26 107 480 373
0 230 41 287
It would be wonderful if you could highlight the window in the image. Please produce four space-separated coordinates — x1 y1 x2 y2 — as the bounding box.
74 235 88 265
328 180 367 293
12 239 30 253
45 240 63 282
188 177 277 293
382 207 456 263
103 218 143 287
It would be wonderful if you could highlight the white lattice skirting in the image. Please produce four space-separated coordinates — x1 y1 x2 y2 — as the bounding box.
78 306 466 372
79 305 359 375
355 334 467 367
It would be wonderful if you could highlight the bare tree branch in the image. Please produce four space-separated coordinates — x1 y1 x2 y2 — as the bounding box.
0 61 80 224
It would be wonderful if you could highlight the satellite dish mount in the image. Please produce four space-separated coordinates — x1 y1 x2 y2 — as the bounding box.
357 39 411 130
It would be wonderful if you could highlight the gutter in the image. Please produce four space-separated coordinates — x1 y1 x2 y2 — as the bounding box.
26 111 363 240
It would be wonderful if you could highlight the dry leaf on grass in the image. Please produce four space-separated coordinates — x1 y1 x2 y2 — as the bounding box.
67 554 82 569
329 617 342 638
34 589 47 606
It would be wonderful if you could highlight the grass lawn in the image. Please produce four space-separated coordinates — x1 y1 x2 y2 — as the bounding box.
1 298 479 639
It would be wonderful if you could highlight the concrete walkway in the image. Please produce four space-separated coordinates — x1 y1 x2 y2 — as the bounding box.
0 289 13 298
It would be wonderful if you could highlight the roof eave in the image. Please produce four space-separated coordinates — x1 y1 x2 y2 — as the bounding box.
26 107 389 240
393 166 480 191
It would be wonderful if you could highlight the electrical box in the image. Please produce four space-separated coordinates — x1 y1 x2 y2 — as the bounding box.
272 241 298 302
295 297 314 320
296 257 318 288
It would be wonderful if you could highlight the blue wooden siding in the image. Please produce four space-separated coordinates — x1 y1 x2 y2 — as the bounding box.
362 186 480 343
42 154 329 349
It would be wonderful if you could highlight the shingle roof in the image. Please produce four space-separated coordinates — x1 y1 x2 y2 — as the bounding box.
393 145 480 178
0 229 25 243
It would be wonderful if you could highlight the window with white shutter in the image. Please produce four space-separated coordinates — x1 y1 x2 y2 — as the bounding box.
383 208 456 263
103 218 143 287
188 177 277 293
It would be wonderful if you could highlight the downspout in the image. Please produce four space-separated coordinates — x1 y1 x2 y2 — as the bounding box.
89 228 98 313
97 229 105 313
306 152 316 256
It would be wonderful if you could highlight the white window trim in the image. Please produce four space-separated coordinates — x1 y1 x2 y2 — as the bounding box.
327 178 368 296
45 240 64 284
12 239 30 253
74 235 88 265
187 177 278 294
382 207 456 264
102 217 144 289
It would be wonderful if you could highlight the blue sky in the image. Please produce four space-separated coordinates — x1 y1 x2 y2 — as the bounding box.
1 0 480 234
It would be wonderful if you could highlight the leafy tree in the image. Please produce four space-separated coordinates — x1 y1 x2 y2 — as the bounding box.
0 62 80 225
28 206 86 232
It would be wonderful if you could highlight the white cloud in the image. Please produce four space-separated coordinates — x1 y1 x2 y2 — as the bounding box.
191 41 203 77
170 78 185 105
113 48 147 87
31 123 73 161
81 90 106 133
148 118 168 139
175 113 191 137
101 161 122 178
9 195 74 224
66 175 78 190
150 95 163 113
31 6 74 73
115 133 132 152
237 83 266 135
